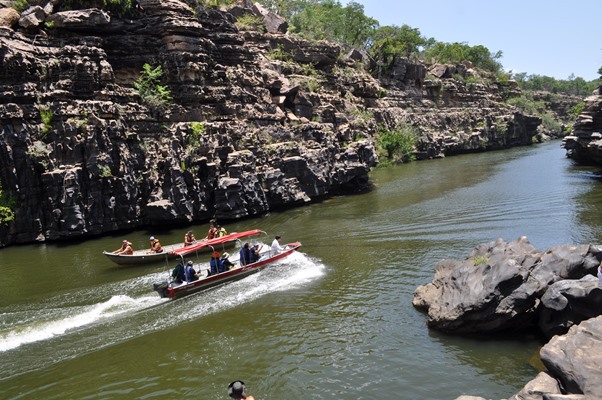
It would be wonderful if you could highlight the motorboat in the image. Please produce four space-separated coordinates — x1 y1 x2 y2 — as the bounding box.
102 229 264 265
152 241 302 299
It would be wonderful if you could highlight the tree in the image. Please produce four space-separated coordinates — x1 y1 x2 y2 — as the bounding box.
288 0 377 48
369 24 426 69
423 41 502 73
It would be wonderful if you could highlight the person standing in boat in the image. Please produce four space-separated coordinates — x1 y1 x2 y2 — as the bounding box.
208 251 221 276
271 235 284 254
183 230 196 246
184 260 200 282
113 240 133 255
239 242 251 266
148 236 163 253
228 381 255 400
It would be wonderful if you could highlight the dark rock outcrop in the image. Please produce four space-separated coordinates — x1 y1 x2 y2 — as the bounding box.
562 81 602 163
417 238 602 400
413 237 602 334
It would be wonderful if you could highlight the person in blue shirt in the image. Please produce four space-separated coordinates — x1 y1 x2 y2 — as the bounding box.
209 251 221 276
185 260 199 282
239 243 251 266
250 244 262 262
219 252 234 272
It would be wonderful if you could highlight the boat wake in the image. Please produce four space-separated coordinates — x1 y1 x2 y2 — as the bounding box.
0 294 161 352
0 251 324 379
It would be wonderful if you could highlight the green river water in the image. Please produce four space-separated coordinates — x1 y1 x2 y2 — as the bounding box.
1 140 602 399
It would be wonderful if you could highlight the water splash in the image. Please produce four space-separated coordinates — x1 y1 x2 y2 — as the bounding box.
0 251 324 355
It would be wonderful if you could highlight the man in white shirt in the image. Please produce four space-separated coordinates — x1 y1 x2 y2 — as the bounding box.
271 235 284 253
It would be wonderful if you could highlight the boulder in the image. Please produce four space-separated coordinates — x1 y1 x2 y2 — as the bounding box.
46 9 110 29
414 237 602 334
538 275 602 338
19 5 46 29
540 316 602 397
0 7 19 29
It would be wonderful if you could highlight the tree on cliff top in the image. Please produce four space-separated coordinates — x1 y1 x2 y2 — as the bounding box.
287 0 378 49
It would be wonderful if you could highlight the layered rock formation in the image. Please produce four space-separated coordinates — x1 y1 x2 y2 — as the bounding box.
563 81 602 163
414 237 602 399
0 0 559 245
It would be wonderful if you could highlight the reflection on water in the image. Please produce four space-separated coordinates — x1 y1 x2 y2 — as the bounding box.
2 141 602 399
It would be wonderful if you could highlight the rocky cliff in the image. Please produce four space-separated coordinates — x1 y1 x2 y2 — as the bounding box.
563 81 602 163
0 0 556 245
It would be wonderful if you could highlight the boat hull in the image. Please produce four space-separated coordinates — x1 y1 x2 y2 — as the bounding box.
153 242 301 299
103 230 263 266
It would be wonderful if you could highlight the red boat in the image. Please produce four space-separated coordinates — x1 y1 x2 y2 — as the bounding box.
152 242 302 299
103 229 264 265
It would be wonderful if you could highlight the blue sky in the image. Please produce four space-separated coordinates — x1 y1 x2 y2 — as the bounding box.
343 0 602 81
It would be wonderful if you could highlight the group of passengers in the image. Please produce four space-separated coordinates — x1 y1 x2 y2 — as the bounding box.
113 220 229 256
171 251 235 283
205 221 228 240
112 235 163 255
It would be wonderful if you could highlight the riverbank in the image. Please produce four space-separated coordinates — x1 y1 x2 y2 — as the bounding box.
414 236 602 399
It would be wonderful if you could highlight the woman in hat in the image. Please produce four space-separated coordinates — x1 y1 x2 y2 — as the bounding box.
184 260 200 282
219 252 234 272
228 381 254 400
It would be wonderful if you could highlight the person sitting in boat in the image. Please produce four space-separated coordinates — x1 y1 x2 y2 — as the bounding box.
250 244 262 263
219 252 234 272
271 235 284 254
171 261 185 284
184 230 196 246
216 224 227 237
205 223 219 240
208 251 221 276
148 236 163 253
184 260 200 282
113 240 133 255
239 242 251 266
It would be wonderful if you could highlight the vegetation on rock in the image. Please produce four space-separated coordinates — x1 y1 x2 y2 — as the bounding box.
0 187 15 226
134 64 172 116
376 123 418 165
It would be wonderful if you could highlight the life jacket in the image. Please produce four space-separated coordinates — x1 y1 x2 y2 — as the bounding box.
209 258 220 275
185 265 198 282
152 240 163 253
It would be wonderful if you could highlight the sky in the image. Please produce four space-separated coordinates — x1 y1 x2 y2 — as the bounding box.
342 0 602 81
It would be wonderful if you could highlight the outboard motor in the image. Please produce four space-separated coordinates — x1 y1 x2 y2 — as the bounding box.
153 280 169 298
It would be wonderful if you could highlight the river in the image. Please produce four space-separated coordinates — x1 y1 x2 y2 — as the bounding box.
1 141 601 399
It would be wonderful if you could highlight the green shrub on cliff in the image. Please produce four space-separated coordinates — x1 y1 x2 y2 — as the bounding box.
0 188 15 226
189 121 205 146
376 123 418 164
38 103 53 138
12 0 29 12
134 63 172 115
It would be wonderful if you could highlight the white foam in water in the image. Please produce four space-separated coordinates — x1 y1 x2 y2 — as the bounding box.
0 295 162 352
0 251 324 353
177 251 326 319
